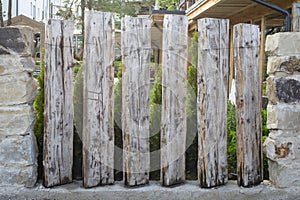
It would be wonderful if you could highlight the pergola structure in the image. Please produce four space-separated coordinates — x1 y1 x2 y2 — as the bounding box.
184 0 299 31
151 0 300 92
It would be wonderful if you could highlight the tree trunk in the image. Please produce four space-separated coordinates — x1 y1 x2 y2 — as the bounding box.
88 0 93 10
7 0 12 26
0 0 4 27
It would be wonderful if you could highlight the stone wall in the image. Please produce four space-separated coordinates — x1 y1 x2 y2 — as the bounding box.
265 32 300 188
0 26 38 187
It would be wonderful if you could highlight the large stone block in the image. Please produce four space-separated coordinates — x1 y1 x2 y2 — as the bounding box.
0 133 37 166
267 76 300 104
264 136 300 163
0 56 35 75
265 134 300 188
0 105 35 136
267 56 300 75
0 164 37 187
265 32 300 56
0 72 37 106
268 160 300 188
267 104 300 130
0 26 33 56
268 130 300 138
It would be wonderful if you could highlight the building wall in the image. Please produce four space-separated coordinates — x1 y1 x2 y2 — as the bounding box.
2 0 64 22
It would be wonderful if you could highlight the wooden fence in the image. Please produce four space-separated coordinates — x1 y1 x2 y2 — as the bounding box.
43 11 262 188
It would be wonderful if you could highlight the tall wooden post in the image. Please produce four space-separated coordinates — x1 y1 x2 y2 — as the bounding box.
229 25 234 95
197 18 229 188
82 11 115 188
44 19 74 187
161 15 188 186
122 17 151 187
234 23 262 187
260 16 266 85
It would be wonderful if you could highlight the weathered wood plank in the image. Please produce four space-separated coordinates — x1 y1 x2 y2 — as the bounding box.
82 11 115 188
161 15 188 186
121 17 151 187
229 25 234 95
197 18 229 188
44 19 74 187
234 23 263 187
260 17 266 86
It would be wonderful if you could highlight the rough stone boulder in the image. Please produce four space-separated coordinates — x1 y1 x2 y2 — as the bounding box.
265 32 300 188
0 26 33 56
0 26 38 187
0 72 37 106
265 130 300 188
265 32 300 56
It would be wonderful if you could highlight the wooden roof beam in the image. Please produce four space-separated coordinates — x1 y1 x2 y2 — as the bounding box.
229 0 294 25
187 0 227 22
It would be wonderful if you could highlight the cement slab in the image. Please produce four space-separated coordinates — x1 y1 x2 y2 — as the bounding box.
1 180 300 200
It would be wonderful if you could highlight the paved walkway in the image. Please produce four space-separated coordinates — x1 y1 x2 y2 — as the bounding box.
1 180 300 200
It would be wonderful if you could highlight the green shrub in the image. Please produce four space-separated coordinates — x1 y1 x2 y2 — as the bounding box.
33 50 45 179
185 32 198 179
227 102 237 178
114 61 123 180
149 64 162 180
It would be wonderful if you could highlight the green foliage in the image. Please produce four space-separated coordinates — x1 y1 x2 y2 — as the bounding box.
150 65 162 105
262 108 269 179
190 32 198 67
149 65 162 180
227 102 237 178
93 0 154 17
185 65 197 179
185 31 198 179
157 0 178 10
58 0 155 23
56 0 79 20
262 81 267 96
114 61 123 180
73 63 83 139
73 61 82 76
114 61 123 137
33 50 45 179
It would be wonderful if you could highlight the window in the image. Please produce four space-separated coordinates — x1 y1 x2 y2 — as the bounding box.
33 5 36 19
30 2 33 16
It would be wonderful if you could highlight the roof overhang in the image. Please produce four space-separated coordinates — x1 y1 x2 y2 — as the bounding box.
186 0 295 30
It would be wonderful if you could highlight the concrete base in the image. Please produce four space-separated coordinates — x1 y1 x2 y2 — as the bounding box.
1 181 300 200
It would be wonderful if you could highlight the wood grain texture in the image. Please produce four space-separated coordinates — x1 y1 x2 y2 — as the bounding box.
197 18 229 188
234 23 263 187
161 15 188 186
44 19 74 187
82 11 115 188
121 17 151 187
260 17 265 85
